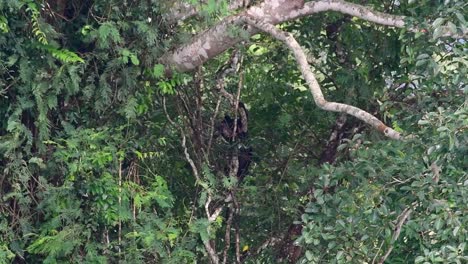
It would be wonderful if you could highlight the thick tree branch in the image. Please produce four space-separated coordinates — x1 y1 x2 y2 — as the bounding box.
160 0 410 72
242 16 401 139
297 0 405 28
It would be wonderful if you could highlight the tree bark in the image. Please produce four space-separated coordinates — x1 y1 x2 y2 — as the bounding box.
159 0 406 73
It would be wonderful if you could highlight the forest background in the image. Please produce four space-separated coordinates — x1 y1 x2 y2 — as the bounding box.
0 0 466 263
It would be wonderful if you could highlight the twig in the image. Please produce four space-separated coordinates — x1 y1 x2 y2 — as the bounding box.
163 97 201 182
207 96 222 155
195 67 206 156
370 229 385 264
243 236 283 260
182 131 201 182
232 192 241 263
1 78 18 96
376 208 412 264
232 69 244 140
216 50 242 105
235 223 241 263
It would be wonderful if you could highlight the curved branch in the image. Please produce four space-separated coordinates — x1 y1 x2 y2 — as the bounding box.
298 0 406 28
241 16 401 140
163 98 202 180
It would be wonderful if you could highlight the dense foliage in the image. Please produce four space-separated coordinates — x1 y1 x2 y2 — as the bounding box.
0 0 466 263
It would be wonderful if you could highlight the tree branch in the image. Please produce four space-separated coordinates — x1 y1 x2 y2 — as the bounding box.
164 0 252 24
160 0 411 73
163 97 202 181
222 203 235 264
242 16 401 139
298 0 405 28
204 194 223 264
376 208 412 264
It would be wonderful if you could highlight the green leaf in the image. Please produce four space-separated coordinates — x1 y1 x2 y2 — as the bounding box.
432 26 444 39
416 54 430 60
454 12 466 25
153 64 165 78
0 15 9 33
415 256 425 263
434 217 443 230
432 18 445 28
248 44 268 56
130 54 140 66
447 22 458 34
97 22 121 47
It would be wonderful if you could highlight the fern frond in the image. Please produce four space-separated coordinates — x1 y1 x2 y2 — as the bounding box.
37 44 85 63
25 1 47 44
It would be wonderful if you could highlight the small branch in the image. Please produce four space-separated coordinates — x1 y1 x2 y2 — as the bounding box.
176 89 199 141
205 195 224 222
371 239 385 264
182 134 201 182
210 49 243 151
162 97 177 126
163 97 201 181
242 16 401 140
1 78 18 96
233 193 241 263
229 151 240 178
216 49 243 105
204 194 223 264
376 208 412 264
243 236 283 260
235 222 241 263
222 203 235 264
204 239 220 264
195 67 205 155
207 95 222 154
232 68 246 138
204 195 213 219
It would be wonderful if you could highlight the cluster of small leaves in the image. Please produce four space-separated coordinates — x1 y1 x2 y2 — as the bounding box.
298 127 466 263
293 2 467 262
37 44 84 63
